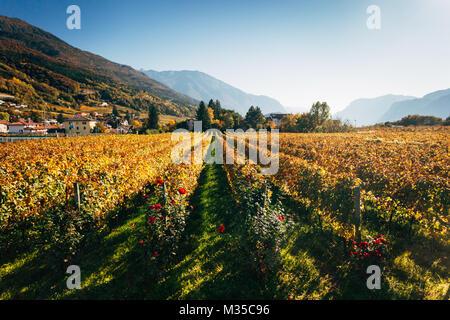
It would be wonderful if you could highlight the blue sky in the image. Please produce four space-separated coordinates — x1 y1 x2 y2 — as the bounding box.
0 0 449 112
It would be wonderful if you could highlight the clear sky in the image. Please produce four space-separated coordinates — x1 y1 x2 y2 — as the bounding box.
0 0 449 112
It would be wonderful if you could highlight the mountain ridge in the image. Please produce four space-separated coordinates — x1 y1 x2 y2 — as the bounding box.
378 88 450 122
334 94 416 126
335 89 450 126
143 69 286 115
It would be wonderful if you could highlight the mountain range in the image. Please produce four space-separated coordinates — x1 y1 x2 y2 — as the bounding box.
335 95 415 126
378 89 450 123
0 15 197 116
335 89 450 126
143 69 286 115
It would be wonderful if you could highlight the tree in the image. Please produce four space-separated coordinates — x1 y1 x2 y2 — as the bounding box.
321 119 353 132
147 103 159 129
30 111 42 123
208 99 216 111
0 112 10 121
266 120 277 131
444 116 450 126
95 122 107 133
112 105 120 117
280 114 299 132
309 101 330 129
223 113 234 129
207 107 215 123
196 101 212 131
394 115 443 126
208 99 221 119
233 114 243 129
56 113 65 124
296 112 314 133
132 120 143 131
245 106 266 129
215 100 222 117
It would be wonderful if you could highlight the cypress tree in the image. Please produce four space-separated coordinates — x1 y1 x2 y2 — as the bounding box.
112 105 120 117
196 101 211 131
147 103 159 129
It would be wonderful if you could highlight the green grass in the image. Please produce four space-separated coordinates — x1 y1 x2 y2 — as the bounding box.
170 163 271 299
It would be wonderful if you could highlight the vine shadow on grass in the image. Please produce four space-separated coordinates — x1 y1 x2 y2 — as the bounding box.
0 188 157 299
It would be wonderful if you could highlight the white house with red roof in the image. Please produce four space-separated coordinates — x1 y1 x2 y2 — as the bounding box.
7 122 26 133
7 120 43 134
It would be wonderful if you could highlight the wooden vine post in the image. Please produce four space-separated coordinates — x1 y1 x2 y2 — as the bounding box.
73 182 81 212
163 181 168 228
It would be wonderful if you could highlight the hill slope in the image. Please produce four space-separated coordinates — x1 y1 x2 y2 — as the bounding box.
0 15 197 116
335 95 415 126
143 69 286 115
379 89 450 122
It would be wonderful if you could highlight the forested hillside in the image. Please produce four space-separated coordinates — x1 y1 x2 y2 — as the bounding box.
0 15 197 116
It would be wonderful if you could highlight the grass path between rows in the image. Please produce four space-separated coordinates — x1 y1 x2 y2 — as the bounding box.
156 163 269 299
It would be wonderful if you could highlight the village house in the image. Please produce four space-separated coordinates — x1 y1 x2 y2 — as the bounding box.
64 115 96 136
0 120 8 133
265 113 291 126
7 120 41 134
7 122 25 133
24 126 48 134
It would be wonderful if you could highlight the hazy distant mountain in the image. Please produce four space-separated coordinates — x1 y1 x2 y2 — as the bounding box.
379 89 450 122
143 70 286 115
335 95 415 126
0 15 197 116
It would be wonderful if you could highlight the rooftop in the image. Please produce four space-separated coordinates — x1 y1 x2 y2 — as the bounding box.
65 115 95 122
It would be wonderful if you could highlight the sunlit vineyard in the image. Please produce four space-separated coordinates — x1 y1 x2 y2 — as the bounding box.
0 134 207 268
223 127 449 299
0 128 448 300
275 127 449 239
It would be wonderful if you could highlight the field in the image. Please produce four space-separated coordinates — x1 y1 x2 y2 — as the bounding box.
0 127 448 299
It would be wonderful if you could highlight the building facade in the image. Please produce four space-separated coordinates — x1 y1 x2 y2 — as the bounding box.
64 115 96 136
7 122 26 133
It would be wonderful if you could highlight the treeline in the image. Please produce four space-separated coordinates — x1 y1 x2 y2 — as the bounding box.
279 102 353 133
384 115 450 127
189 100 353 132
195 99 243 131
